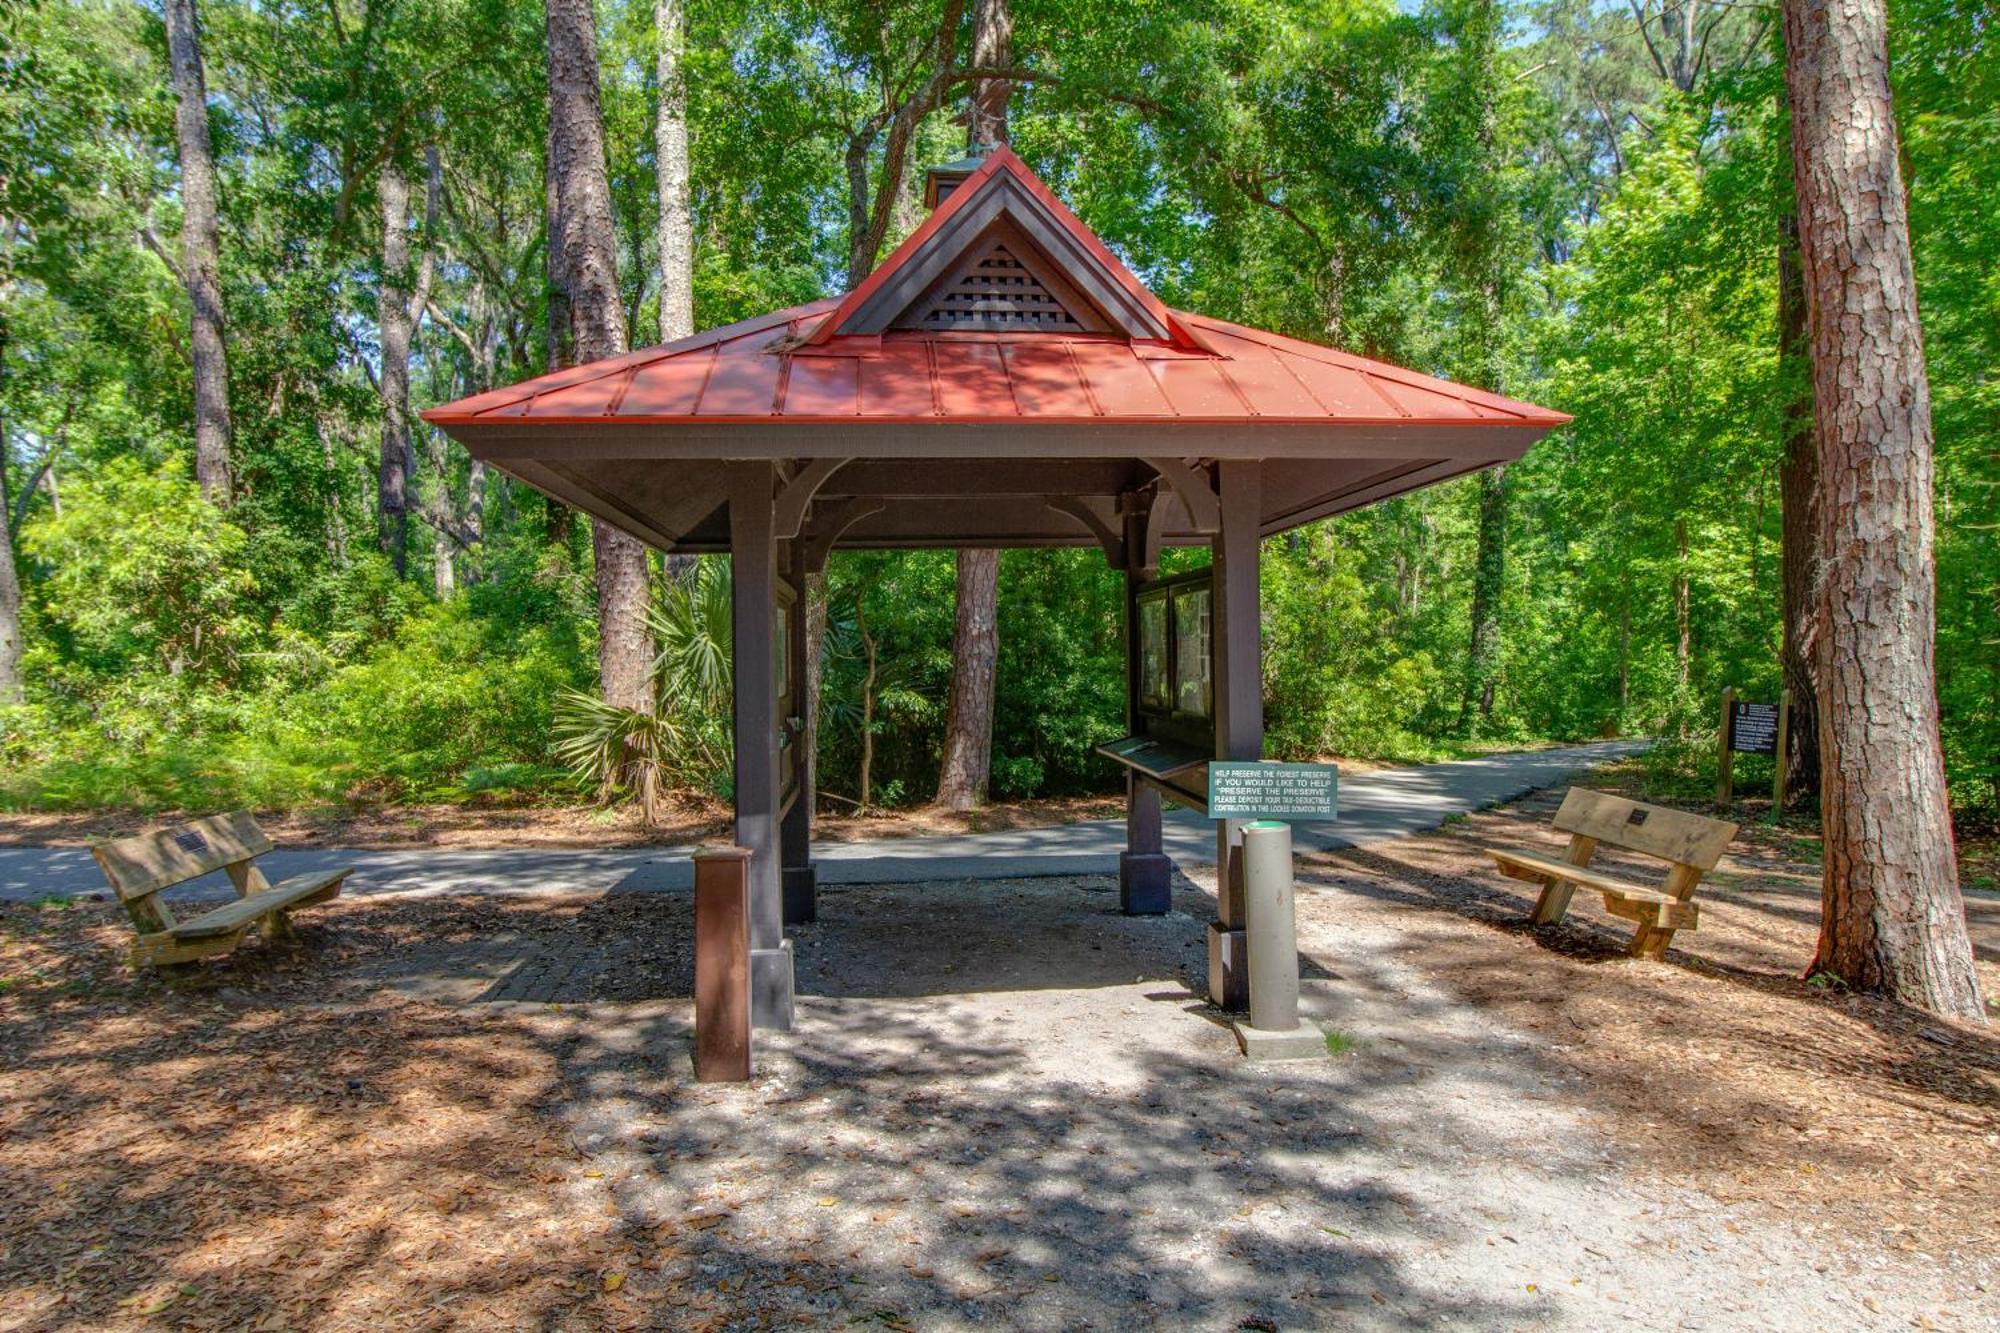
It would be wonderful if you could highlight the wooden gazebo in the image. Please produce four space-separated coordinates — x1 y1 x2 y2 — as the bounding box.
424 149 1569 1030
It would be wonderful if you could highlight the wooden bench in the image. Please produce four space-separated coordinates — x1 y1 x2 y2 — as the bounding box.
1489 788 1736 959
92 813 352 970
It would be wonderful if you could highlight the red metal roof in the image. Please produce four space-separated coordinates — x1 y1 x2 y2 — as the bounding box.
423 148 1568 432
425 303 1567 429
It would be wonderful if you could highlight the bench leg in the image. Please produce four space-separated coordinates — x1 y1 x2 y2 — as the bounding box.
1530 878 1578 926
262 910 297 944
1628 925 1674 959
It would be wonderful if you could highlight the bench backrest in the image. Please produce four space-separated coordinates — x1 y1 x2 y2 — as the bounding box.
1552 788 1735 871
91 812 272 902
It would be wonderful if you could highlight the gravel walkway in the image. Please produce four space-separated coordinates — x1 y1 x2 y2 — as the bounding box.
473 867 1987 1330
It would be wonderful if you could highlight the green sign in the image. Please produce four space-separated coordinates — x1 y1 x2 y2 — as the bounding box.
1207 761 1339 821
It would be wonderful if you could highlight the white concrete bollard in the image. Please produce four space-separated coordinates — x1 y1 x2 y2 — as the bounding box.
1233 819 1324 1060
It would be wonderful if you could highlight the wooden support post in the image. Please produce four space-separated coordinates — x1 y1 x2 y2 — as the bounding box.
1119 494 1170 914
730 462 794 1030
780 539 816 924
1717 686 1736 809
693 846 752 1082
1772 689 1792 812
1208 459 1261 1011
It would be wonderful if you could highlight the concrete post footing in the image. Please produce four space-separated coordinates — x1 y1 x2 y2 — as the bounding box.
1119 851 1172 914
1232 1021 1326 1061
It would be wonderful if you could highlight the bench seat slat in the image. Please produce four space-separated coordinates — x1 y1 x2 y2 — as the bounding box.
1489 848 1661 899
169 869 353 940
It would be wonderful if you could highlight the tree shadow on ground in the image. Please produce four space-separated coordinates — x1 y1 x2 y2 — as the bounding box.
2 884 1561 1330
1304 841 2000 1134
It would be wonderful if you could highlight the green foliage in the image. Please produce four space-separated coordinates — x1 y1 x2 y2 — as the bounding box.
1 0 1992 827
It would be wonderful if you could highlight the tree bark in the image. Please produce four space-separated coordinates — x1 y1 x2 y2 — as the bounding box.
544 114 573 376
1459 466 1506 732
1783 0 1984 1018
936 547 998 810
967 0 1013 149
935 0 1008 810
1455 2 1508 737
855 589 876 810
546 0 654 712
162 0 233 504
1776 203 1822 813
0 392 21 706
378 159 414 575
654 0 693 346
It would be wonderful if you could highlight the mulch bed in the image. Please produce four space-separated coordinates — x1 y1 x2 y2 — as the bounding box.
0 794 1125 852
0 898 715 1331
1299 773 2000 1261
5 770 1997 1328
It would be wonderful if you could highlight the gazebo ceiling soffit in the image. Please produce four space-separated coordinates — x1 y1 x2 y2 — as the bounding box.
423 148 1570 554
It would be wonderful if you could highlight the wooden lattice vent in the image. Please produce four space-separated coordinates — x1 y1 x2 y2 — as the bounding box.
916 245 1085 331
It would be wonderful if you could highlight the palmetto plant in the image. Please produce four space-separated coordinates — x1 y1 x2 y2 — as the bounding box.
552 558 735 823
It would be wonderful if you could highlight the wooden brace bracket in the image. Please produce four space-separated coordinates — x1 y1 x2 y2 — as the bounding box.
773 458 852 539
798 497 886 573
1042 495 1125 568
1142 457 1221 534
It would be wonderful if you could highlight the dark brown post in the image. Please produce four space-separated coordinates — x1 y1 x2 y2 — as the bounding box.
1208 459 1262 1011
730 462 794 1030
781 539 817 924
1717 686 1736 808
693 845 752 1082
1119 494 1170 913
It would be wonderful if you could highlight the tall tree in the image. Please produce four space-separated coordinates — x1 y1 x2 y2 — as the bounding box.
1451 0 1510 734
161 0 233 504
378 159 415 574
1775 203 1820 811
1783 0 1984 1017
654 0 693 346
0 320 20 706
934 0 1008 812
546 0 654 711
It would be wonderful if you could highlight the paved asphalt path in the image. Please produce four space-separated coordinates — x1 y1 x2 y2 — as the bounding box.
0 741 1642 907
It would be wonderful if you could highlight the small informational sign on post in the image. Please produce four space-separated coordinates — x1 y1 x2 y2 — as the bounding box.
1717 688 1792 810
1728 700 1781 755
1207 761 1339 822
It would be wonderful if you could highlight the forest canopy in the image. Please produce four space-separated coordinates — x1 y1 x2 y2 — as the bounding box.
0 0 1993 821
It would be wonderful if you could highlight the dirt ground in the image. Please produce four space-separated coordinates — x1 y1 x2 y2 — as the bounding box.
2 774 1996 1330
0 794 1125 851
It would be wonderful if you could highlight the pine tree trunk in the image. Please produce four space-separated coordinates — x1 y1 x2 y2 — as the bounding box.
654 0 693 346
1776 204 1822 814
1459 466 1506 732
546 0 654 713
0 374 22 705
162 0 233 504
378 160 413 575
544 116 573 375
935 0 1010 810
936 547 998 810
1783 0 1984 1019
856 590 876 810
966 0 1013 149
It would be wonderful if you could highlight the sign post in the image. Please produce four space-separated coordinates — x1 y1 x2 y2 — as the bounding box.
1207 762 1337 1061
